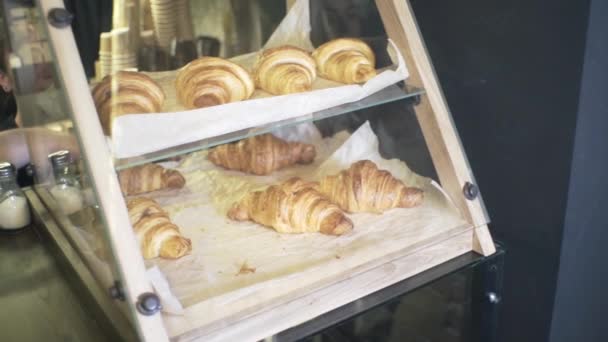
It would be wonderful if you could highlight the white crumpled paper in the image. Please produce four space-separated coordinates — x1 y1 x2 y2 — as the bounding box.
144 122 465 313
111 0 409 158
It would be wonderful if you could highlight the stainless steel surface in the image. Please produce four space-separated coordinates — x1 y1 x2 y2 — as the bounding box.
0 226 111 342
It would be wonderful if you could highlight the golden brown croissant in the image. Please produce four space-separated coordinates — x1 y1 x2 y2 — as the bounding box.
175 57 255 109
127 197 168 225
317 160 423 213
207 134 316 175
253 46 317 95
126 197 192 259
92 71 165 135
312 38 376 84
118 164 186 196
132 213 192 259
228 178 353 235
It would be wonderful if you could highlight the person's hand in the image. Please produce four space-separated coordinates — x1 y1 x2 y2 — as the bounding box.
0 127 79 177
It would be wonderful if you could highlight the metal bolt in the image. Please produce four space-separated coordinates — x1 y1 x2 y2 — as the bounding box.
109 281 125 301
463 182 479 200
48 8 74 28
487 292 501 304
136 293 162 316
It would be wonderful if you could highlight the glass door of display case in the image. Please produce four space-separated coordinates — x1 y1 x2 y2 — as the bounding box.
0 1 166 341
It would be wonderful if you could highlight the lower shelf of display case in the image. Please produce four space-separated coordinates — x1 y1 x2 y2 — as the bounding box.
114 83 424 171
164 223 477 342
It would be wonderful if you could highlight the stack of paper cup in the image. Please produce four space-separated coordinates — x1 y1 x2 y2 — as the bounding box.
175 0 193 41
111 28 137 72
150 0 176 50
94 60 102 81
99 32 112 78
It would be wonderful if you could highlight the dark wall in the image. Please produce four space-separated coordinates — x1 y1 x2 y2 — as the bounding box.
549 0 608 341
409 0 590 341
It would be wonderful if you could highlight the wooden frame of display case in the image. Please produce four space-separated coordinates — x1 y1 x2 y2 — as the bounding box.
36 0 495 341
376 0 495 256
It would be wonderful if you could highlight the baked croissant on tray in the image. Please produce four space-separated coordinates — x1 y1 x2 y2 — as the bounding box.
312 38 377 84
118 163 186 196
253 46 317 95
228 178 353 235
175 57 255 109
316 160 423 213
92 71 165 135
207 134 316 175
126 197 191 259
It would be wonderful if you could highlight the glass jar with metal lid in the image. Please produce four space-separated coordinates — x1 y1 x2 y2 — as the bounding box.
49 150 84 215
0 162 31 231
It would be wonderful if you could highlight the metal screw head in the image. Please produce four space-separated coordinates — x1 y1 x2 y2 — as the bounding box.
48 8 74 28
136 293 162 316
109 281 125 301
463 182 479 200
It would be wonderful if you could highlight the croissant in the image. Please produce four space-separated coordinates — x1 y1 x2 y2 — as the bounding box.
127 197 168 225
317 160 423 213
253 46 317 95
312 38 376 84
118 163 186 196
228 178 353 235
175 57 255 109
207 134 316 175
132 213 192 259
92 71 165 135
126 197 192 259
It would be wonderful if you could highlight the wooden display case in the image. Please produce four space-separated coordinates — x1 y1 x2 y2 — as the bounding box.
3 0 496 341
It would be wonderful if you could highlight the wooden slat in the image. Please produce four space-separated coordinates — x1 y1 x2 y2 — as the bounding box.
376 0 495 255
172 229 475 341
286 0 297 10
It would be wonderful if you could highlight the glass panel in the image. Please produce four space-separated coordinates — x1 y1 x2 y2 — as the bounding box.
65 0 422 169
115 83 424 169
308 0 490 224
301 266 477 342
0 0 136 336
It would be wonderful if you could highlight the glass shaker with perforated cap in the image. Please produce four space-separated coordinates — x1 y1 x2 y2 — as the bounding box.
0 162 30 231
49 150 84 215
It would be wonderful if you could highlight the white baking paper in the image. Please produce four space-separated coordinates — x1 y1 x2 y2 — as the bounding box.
143 122 465 311
111 0 409 159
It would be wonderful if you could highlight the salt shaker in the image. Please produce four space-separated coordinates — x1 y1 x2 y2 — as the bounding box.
49 150 84 215
0 162 31 231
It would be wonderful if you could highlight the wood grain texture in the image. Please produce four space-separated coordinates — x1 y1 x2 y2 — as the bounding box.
375 0 495 255
168 229 474 341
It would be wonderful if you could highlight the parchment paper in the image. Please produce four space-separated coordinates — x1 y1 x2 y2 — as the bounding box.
111 0 409 158
144 122 465 313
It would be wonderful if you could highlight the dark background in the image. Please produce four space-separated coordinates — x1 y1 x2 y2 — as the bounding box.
408 0 607 341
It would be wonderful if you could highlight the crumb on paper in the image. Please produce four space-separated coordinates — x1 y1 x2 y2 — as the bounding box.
335 255 341 259
236 261 256 276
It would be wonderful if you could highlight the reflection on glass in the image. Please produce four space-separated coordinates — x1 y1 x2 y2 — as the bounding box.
0 0 131 327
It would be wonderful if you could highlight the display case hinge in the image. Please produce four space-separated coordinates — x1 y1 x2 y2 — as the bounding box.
47 8 73 28
109 281 126 301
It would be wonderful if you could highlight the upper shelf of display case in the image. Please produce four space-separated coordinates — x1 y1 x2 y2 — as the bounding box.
114 83 424 170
